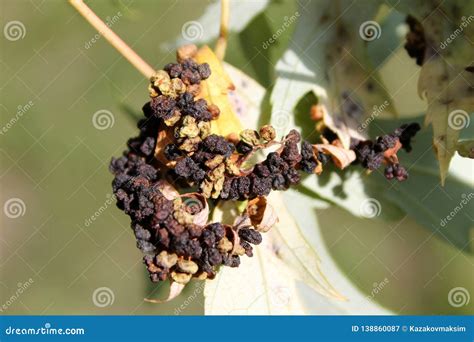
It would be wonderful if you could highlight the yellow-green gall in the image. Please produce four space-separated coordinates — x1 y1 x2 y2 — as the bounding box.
259 125 276 142
177 259 199 274
240 129 260 146
200 179 213 198
225 158 240 176
177 116 200 138
156 251 178 269
217 237 233 253
198 121 211 139
171 271 192 284
211 176 225 199
179 137 201 153
164 109 181 126
205 155 225 169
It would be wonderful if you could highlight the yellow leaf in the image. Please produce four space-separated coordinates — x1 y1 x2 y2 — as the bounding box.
194 45 243 136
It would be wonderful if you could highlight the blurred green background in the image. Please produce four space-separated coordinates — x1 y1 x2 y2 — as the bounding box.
1 0 473 315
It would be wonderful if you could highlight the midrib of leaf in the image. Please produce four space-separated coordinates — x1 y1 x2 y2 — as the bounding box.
207 264 224 313
430 55 455 184
255 246 272 314
270 201 345 300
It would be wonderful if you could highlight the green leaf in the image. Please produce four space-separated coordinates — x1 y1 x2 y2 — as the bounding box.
282 191 392 314
270 0 397 146
204 63 391 314
298 169 405 221
297 115 473 253
230 1 297 87
291 91 404 221
161 0 270 50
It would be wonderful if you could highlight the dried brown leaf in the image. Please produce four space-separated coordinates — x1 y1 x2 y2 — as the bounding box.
314 143 356 169
154 124 175 166
144 281 185 303
246 197 278 233
156 180 180 200
180 193 209 226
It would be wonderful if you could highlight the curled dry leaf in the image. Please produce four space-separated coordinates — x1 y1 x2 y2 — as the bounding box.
156 180 180 200
314 143 356 169
228 224 242 256
144 281 185 304
154 124 175 166
246 197 278 233
194 45 243 137
179 193 210 226
382 139 402 164
232 213 251 230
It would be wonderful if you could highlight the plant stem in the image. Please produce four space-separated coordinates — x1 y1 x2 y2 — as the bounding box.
69 0 155 78
215 0 229 61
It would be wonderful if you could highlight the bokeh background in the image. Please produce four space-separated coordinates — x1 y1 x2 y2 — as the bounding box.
1 0 473 315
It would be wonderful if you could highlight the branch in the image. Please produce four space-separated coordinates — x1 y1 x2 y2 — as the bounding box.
69 0 155 78
214 0 229 61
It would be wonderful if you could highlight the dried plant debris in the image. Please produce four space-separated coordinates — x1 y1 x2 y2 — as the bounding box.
109 45 420 287
404 15 426 66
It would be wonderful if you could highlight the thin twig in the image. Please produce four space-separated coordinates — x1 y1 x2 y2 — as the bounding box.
69 0 155 78
215 0 229 61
